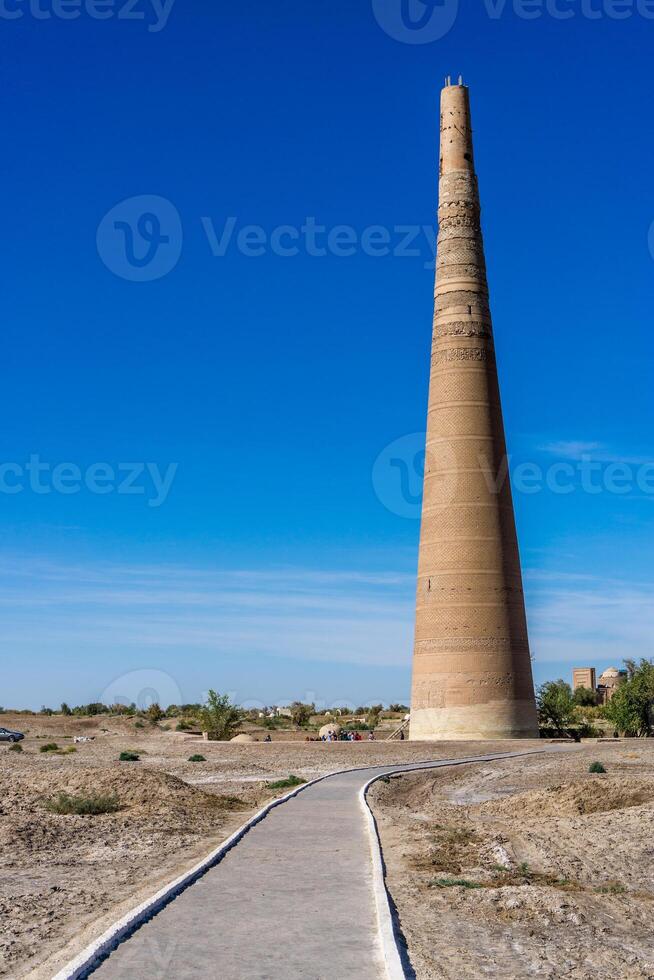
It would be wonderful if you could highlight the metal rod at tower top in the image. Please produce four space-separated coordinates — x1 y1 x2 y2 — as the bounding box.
409 83 539 740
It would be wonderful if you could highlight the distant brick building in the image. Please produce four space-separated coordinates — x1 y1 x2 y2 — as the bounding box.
572 667 596 692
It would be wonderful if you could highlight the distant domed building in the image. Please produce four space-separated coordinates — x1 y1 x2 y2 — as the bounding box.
230 733 256 743
319 723 341 739
597 667 628 704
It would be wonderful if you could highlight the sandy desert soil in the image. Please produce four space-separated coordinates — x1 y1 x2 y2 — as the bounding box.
369 743 654 980
0 713 529 978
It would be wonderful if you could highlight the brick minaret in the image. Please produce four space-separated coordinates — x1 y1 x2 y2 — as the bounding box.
409 79 538 740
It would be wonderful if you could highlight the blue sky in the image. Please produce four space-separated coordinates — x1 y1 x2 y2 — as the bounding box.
1 0 652 709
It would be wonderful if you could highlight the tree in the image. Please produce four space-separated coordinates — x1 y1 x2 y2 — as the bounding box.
146 702 163 724
198 690 240 741
60 702 72 716
536 680 576 734
572 686 597 707
367 704 383 728
290 702 314 727
604 659 654 737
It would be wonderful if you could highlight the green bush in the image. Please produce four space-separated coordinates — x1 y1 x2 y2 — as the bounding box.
45 791 121 815
39 742 59 753
604 659 654 737
198 690 241 741
537 680 576 734
8 743 23 752
119 751 140 762
589 761 606 773
176 721 191 731
134 720 145 729
266 774 306 790
188 754 206 762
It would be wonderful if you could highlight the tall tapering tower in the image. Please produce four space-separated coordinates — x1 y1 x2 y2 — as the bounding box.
409 79 538 740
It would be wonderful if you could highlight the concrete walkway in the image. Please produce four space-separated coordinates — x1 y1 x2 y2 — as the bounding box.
89 751 541 980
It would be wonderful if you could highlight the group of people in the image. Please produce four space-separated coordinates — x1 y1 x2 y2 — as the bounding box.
320 729 374 742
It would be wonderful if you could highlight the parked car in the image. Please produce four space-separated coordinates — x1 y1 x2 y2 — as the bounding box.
0 727 24 743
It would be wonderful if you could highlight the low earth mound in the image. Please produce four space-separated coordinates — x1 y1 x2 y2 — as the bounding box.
0 767 245 842
475 776 654 820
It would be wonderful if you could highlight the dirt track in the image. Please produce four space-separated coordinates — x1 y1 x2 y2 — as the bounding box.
369 743 654 980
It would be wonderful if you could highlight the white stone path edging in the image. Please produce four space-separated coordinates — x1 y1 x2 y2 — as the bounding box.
359 772 407 980
53 750 547 980
358 750 548 980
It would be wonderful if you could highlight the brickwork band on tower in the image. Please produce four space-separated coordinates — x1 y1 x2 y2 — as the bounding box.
409 80 539 740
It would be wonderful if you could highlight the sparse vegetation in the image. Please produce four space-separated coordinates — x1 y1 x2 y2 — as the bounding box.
595 881 626 894
198 690 240 741
45 791 121 816
604 659 654 737
537 680 576 735
188 754 206 762
39 742 60 753
289 701 314 727
366 704 384 728
418 823 478 874
146 703 163 724
589 761 607 773
573 686 597 707
8 743 23 752
266 774 306 789
431 877 481 889
119 751 140 762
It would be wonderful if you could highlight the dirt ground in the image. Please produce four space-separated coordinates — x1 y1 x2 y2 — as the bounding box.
369 743 654 980
0 712 524 979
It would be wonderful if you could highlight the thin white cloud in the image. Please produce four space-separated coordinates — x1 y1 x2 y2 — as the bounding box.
0 557 414 669
540 440 603 458
538 440 653 466
2 556 651 685
527 577 654 667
